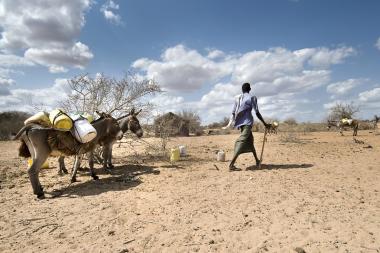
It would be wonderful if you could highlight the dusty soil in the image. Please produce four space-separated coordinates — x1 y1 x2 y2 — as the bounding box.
0 131 379 253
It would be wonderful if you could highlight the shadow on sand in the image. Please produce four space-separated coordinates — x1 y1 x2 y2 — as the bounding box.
246 163 313 171
48 164 160 198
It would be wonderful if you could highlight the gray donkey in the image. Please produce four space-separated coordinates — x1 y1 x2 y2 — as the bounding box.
14 112 129 199
58 109 143 178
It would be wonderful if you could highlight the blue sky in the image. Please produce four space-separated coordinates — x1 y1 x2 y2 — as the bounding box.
0 0 380 123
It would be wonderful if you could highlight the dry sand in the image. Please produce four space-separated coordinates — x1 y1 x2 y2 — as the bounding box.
0 131 379 252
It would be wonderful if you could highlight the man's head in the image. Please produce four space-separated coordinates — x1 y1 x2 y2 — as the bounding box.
242 82 251 93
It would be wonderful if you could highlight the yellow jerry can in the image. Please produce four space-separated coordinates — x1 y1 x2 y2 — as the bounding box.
49 109 73 131
170 148 180 162
28 159 49 169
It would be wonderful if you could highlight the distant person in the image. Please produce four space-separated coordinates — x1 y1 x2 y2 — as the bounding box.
227 82 269 171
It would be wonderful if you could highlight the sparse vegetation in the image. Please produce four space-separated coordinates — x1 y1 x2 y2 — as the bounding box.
327 102 360 121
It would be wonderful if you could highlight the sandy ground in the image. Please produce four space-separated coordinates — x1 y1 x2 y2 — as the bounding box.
0 130 379 253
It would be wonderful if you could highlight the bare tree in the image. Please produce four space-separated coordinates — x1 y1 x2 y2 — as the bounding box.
178 109 202 134
327 102 360 121
60 72 161 116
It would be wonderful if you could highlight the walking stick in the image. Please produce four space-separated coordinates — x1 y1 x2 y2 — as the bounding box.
258 127 268 170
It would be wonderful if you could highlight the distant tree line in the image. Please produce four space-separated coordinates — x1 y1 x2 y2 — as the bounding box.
0 111 31 140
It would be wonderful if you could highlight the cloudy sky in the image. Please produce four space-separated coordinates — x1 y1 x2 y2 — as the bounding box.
0 0 380 123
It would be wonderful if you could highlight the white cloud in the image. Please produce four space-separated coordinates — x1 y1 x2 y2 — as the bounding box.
132 45 232 92
101 0 122 25
24 42 93 72
0 53 34 67
375 37 380 51
326 78 364 96
0 78 70 112
359 87 380 102
133 45 354 94
0 77 15 95
207 49 225 59
0 0 93 72
307 47 355 67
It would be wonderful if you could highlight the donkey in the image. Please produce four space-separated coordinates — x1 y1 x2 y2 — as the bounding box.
57 108 143 176
14 113 129 199
327 119 359 136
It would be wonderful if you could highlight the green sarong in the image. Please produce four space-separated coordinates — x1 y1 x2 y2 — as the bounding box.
234 125 254 155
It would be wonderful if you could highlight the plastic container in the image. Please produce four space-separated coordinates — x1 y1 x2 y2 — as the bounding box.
178 145 186 157
82 113 94 123
24 111 51 127
217 150 225 162
170 148 180 162
49 109 73 131
71 119 97 143
28 159 49 169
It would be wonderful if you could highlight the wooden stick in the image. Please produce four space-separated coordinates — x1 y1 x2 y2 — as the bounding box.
258 128 268 170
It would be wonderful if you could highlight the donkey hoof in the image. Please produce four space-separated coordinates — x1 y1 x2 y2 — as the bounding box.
71 177 77 183
62 168 69 174
92 175 99 180
108 164 115 169
105 167 112 174
37 193 45 200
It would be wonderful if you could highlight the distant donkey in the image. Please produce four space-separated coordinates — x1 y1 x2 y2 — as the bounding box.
58 108 143 177
327 118 359 136
14 112 129 199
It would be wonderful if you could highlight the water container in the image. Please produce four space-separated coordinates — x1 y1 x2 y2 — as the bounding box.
28 159 49 169
178 145 186 157
170 148 180 162
49 109 73 131
24 111 51 127
217 150 225 162
71 119 97 143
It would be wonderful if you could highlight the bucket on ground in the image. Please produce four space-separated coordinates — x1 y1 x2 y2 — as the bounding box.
217 150 226 162
49 109 73 131
71 118 97 143
178 145 186 157
170 148 180 162
28 159 49 169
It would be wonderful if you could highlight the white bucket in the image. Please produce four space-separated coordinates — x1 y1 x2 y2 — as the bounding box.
71 119 97 143
179 145 186 157
217 150 225 162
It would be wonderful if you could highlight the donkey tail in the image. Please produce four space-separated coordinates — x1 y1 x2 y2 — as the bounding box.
12 125 32 140
18 139 31 158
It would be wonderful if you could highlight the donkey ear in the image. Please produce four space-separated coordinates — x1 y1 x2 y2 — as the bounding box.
130 108 135 115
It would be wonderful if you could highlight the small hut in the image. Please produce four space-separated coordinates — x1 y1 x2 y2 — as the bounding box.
154 112 190 137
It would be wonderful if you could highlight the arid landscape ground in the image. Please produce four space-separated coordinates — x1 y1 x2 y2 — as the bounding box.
0 130 379 252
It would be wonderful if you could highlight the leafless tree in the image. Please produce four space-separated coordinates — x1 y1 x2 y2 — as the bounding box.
60 72 161 117
178 109 202 134
327 102 360 122
59 72 161 163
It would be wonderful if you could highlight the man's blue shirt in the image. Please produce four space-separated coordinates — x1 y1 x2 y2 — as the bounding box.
232 93 259 129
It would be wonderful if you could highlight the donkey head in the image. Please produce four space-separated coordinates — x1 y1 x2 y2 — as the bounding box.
119 108 143 138
95 111 124 140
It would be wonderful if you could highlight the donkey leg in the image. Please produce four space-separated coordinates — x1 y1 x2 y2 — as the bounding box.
25 135 48 199
107 145 114 169
70 155 81 183
88 151 99 180
58 156 68 175
102 145 112 173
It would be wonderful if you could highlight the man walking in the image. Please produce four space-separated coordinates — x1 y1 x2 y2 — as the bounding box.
229 83 269 171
